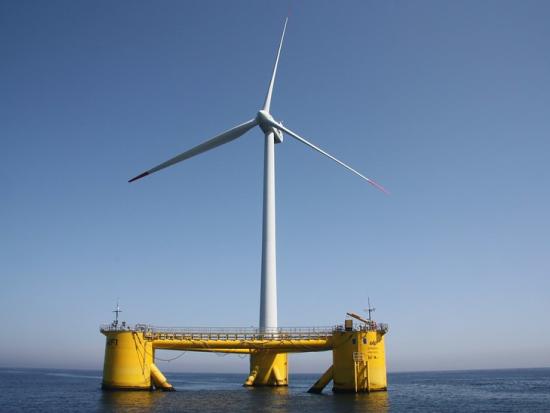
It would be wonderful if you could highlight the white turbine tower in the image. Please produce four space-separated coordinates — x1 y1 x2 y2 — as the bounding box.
129 18 387 332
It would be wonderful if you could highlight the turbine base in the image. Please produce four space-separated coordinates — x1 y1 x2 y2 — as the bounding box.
244 351 288 387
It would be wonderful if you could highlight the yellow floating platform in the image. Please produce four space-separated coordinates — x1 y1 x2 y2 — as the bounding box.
100 318 388 393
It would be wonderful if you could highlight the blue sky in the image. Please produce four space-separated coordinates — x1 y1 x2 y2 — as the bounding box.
1 0 549 373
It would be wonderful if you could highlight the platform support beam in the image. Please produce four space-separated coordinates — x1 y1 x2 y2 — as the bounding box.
308 365 334 393
150 363 175 391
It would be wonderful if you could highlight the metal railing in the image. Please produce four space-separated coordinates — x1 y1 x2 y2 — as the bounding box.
144 325 336 341
100 324 337 340
100 322 389 340
100 323 133 332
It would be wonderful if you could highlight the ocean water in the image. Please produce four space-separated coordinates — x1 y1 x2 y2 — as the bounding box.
0 368 549 412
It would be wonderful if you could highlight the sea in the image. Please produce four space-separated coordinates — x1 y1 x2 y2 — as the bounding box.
0 368 549 412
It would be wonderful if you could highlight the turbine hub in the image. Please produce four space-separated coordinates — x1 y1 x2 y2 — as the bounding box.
256 110 273 126
256 110 283 143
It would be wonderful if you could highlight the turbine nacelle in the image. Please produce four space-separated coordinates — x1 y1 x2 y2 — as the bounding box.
257 110 283 143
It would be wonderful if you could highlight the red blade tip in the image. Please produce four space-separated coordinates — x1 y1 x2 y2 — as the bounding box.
369 179 390 195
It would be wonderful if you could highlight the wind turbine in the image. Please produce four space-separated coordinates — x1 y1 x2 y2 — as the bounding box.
129 18 387 332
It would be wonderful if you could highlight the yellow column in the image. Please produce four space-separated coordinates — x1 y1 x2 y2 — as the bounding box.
332 330 387 392
102 331 153 390
244 351 288 386
364 330 387 391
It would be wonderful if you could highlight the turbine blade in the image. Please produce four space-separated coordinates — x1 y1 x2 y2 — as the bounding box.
262 18 288 112
266 119 389 194
129 118 258 182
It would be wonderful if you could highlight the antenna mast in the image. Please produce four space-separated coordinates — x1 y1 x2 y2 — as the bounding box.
113 299 122 327
366 297 376 321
